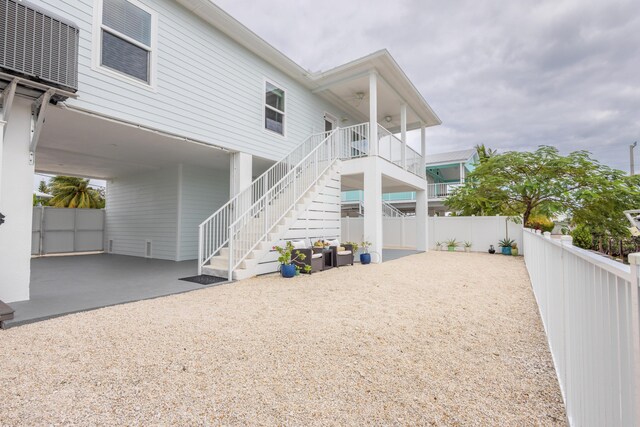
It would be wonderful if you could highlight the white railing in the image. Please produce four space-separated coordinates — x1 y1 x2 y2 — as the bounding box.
339 122 369 159
523 230 640 426
427 181 463 199
351 199 404 217
377 124 403 167
198 130 333 273
377 124 424 178
227 129 341 276
382 201 405 217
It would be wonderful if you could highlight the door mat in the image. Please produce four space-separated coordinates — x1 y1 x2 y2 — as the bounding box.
179 275 228 285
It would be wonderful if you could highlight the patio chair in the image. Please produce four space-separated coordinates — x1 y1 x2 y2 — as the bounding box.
332 243 354 267
292 247 325 274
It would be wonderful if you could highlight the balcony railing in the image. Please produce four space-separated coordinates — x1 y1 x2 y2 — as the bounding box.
427 181 463 200
375 124 425 179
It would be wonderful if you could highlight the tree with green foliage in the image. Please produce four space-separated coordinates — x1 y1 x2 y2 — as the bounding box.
446 146 640 229
49 176 104 209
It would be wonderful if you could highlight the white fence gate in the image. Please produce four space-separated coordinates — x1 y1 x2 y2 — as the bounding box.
32 207 105 255
341 215 523 253
523 229 640 426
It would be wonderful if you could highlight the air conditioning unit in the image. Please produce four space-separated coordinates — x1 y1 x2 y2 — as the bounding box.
0 0 79 93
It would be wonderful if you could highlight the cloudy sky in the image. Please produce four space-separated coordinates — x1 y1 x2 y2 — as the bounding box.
217 0 639 172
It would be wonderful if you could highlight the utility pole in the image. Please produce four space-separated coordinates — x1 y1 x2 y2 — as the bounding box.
631 141 638 175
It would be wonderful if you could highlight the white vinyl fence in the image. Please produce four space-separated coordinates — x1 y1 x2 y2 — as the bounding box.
32 207 105 255
341 215 522 253
523 229 640 426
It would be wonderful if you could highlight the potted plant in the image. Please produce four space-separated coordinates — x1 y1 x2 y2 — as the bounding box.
360 241 372 264
498 238 515 255
273 241 310 278
446 238 458 252
435 241 442 251
345 241 359 253
511 242 519 256
464 241 472 252
488 245 496 254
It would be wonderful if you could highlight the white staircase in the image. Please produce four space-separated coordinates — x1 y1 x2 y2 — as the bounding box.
198 124 369 280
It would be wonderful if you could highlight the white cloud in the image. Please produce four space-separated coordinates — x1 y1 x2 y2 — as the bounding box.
215 0 640 171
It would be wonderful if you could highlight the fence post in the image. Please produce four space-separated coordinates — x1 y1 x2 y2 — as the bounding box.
627 253 640 425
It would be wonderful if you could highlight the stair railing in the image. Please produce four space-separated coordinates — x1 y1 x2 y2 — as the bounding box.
226 129 339 278
382 201 405 217
198 130 332 274
199 123 370 278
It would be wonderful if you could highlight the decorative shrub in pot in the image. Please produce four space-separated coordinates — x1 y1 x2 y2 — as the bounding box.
360 241 372 264
511 243 519 256
280 263 296 278
488 245 496 254
498 238 515 255
273 241 310 278
446 238 458 252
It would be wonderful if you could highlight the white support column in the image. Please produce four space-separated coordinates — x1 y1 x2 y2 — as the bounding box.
400 103 407 168
369 71 378 156
416 188 428 251
363 157 383 262
460 162 464 183
0 97 36 303
229 152 252 197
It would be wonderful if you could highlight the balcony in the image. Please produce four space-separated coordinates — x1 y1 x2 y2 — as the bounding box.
339 123 425 180
427 181 463 200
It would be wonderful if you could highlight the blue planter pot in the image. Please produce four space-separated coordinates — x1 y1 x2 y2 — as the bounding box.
280 264 296 278
501 246 512 255
360 253 371 264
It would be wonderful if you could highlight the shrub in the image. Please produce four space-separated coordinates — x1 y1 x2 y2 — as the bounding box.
571 225 593 249
525 215 554 233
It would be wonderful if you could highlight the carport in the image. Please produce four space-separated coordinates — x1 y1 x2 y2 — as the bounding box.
2 101 270 316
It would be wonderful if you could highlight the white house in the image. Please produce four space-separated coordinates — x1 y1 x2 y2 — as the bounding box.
0 0 440 303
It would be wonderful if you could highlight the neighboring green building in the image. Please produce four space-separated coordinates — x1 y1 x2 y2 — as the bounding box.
342 148 479 216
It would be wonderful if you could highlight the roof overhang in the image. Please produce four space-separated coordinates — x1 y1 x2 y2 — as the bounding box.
310 50 441 130
175 1 441 130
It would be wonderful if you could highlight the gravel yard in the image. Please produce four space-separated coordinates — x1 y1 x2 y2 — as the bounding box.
0 251 566 425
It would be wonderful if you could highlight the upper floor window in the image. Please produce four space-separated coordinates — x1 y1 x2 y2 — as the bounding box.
98 0 154 84
265 81 285 136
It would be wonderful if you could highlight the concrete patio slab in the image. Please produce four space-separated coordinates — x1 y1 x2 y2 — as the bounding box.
5 249 418 327
5 254 223 327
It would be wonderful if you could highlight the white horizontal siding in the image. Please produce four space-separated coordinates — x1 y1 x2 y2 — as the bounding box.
30 0 354 160
178 164 229 261
105 165 179 260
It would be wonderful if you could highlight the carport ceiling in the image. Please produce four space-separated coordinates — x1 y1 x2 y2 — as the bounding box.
36 107 233 180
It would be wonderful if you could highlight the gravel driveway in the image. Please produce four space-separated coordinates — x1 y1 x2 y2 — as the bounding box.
0 252 566 425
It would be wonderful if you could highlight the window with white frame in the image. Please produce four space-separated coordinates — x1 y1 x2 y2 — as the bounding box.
264 81 285 135
99 0 153 84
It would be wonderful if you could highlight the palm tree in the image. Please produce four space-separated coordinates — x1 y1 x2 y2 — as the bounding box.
37 180 49 194
475 144 497 163
49 176 103 208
